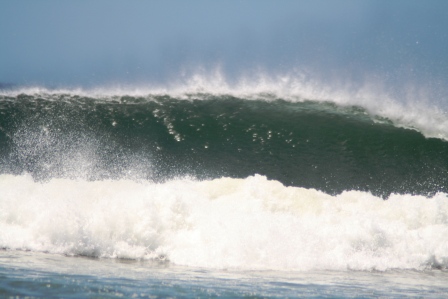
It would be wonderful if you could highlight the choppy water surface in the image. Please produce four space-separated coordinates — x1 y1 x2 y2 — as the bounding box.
2 251 448 298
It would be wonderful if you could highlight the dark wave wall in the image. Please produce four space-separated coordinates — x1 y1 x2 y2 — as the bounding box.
1 94 447 197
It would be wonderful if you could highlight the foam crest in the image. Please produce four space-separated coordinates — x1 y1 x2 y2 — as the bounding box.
1 174 448 271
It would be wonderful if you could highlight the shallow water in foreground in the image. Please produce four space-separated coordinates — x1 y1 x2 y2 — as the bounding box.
1 250 448 298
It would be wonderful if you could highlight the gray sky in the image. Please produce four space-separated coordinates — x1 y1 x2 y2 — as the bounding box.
1 0 447 87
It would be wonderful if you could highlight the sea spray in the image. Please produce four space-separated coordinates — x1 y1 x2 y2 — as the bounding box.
1 92 448 196
2 70 447 139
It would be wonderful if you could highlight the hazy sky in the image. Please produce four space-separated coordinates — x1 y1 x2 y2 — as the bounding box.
1 0 447 87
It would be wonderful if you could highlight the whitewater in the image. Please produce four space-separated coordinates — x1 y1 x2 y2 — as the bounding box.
1 75 448 298
2 173 448 272
3 0 448 296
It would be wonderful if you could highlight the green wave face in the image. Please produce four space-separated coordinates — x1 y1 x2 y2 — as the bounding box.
1 94 447 197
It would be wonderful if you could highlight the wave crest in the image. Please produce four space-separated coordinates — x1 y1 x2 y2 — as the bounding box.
2 70 447 140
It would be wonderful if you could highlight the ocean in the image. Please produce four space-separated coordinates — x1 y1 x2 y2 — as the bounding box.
1 82 448 298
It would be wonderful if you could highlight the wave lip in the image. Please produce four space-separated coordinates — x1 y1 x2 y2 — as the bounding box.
2 70 447 141
1 174 448 271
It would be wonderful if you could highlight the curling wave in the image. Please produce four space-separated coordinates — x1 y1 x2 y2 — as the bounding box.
1 91 448 196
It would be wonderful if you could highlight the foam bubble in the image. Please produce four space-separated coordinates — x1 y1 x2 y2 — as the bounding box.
1 174 447 271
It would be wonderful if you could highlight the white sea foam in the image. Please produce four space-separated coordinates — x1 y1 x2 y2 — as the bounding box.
1 174 447 271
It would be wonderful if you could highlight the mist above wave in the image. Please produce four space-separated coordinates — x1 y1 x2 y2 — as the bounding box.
2 69 447 141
